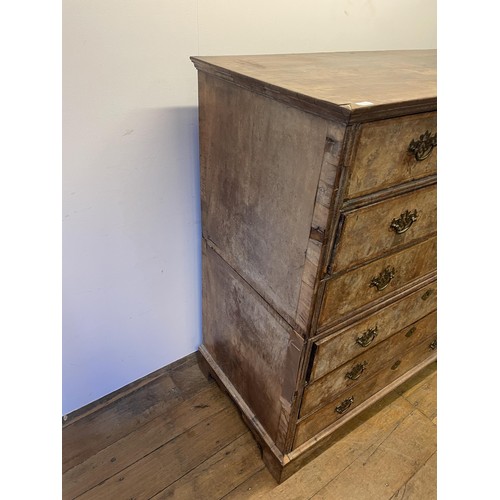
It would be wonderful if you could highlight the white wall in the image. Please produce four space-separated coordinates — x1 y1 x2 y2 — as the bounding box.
63 0 436 414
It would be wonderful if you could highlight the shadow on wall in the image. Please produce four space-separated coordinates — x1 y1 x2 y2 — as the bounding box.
62 105 202 414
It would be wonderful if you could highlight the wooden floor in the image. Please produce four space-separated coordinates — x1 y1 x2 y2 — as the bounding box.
62 354 437 500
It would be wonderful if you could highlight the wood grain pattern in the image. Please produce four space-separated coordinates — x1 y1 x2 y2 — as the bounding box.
241 395 417 500
399 367 438 422
199 71 329 331
202 241 297 445
390 451 437 500
62 371 182 473
223 468 274 499
275 330 306 451
311 409 436 499
76 407 247 500
345 112 437 198
62 354 199 428
193 51 437 481
192 51 437 123
294 338 437 448
150 433 263 499
301 311 437 416
294 121 347 332
62 354 436 499
332 183 436 272
319 236 437 327
63 385 229 499
311 281 436 379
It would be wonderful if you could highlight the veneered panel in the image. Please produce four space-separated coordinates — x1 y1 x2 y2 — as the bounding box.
199 72 328 326
346 113 437 198
312 282 436 379
294 338 437 448
301 311 436 416
332 184 437 272
319 237 437 328
202 242 296 443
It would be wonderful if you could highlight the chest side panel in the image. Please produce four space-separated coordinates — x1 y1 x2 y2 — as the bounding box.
202 241 300 445
199 72 330 328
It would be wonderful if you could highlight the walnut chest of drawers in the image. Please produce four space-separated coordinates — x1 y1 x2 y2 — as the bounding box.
191 50 437 482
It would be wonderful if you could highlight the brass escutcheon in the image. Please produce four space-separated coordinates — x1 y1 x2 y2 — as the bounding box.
429 339 437 350
405 326 417 338
421 289 435 301
391 360 401 370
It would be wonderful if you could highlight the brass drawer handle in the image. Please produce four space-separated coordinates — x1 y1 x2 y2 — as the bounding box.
335 396 354 414
390 209 418 234
421 288 435 301
345 362 367 380
429 339 437 350
405 326 417 338
408 130 437 161
370 267 395 291
356 326 378 347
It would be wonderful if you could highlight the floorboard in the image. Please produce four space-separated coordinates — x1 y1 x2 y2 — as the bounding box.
62 355 436 499
63 385 229 499
389 452 437 500
151 433 263 499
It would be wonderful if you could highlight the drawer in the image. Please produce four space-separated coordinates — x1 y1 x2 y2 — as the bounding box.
346 112 437 199
331 184 436 273
311 282 436 380
301 311 436 416
319 236 436 328
293 335 437 448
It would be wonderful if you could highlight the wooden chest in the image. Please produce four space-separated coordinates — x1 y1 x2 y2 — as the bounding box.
191 50 437 482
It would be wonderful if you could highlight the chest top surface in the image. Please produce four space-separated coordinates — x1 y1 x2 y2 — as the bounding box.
191 50 437 122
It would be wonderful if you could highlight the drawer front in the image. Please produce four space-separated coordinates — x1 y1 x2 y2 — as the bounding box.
346 112 437 199
319 236 436 328
312 282 436 379
301 311 436 416
332 184 436 273
294 336 437 448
